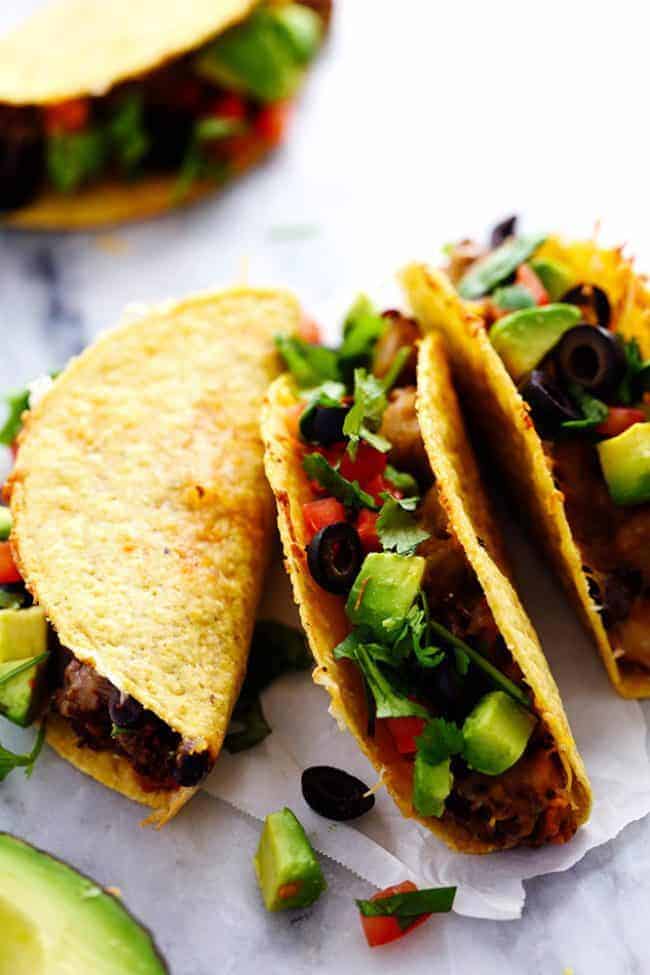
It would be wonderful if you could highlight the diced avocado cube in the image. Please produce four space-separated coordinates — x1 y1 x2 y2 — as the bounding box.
0 654 48 727
462 691 536 776
413 754 452 818
0 507 11 541
489 303 581 381
0 605 47 663
529 258 573 301
195 7 319 103
254 808 326 912
598 422 650 505
345 553 425 642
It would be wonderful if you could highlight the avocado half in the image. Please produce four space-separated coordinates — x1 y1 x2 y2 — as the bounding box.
0 833 168 974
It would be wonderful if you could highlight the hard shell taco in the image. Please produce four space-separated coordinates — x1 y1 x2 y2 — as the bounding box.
262 296 590 852
402 223 650 699
1 286 299 823
0 0 330 228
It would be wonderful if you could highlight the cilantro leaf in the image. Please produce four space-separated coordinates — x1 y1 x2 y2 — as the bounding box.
376 498 430 556
0 651 49 688
333 633 428 719
226 621 312 753
46 129 107 194
380 346 412 392
562 383 609 431
108 93 150 174
298 381 348 441
275 334 341 388
356 886 456 919
454 647 470 676
343 369 390 457
338 295 386 378
302 453 378 510
0 722 46 783
385 465 419 497
0 388 30 446
415 717 464 766
195 117 246 142
618 336 650 404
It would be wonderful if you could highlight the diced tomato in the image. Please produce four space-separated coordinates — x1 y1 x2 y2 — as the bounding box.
0 541 21 584
340 443 387 486
9 440 18 459
360 881 431 948
385 716 427 755
596 407 646 438
297 316 322 345
515 263 549 306
302 497 346 541
210 93 247 121
286 402 306 439
44 98 90 134
254 101 293 147
356 509 380 552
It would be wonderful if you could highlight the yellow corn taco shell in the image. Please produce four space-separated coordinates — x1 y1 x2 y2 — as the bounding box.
402 239 650 699
7 286 300 823
261 328 590 852
0 0 288 228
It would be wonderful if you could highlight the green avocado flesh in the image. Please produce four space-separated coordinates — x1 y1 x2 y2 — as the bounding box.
529 258 573 301
598 422 650 505
0 657 47 727
0 833 167 975
489 303 581 381
462 691 536 776
345 553 426 642
413 754 452 818
254 808 326 911
0 606 47 664
0 507 11 541
195 5 322 102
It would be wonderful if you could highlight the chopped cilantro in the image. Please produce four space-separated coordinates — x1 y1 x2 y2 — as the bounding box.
46 129 107 193
415 717 464 766
385 465 419 497
618 336 650 404
376 497 430 556
562 384 609 432
0 388 30 446
275 334 341 388
357 886 456 919
338 295 386 378
0 722 46 783
343 369 390 456
108 93 150 174
302 453 378 510
333 633 428 719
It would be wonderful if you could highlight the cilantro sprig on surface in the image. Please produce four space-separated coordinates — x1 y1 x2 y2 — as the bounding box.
0 723 46 783
302 453 378 510
356 886 456 919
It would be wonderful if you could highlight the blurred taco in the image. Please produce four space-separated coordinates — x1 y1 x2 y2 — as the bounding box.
3 286 299 823
0 0 330 228
262 296 590 852
403 223 650 698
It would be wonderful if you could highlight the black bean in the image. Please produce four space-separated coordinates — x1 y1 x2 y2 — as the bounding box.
173 749 212 787
301 765 374 821
108 692 144 728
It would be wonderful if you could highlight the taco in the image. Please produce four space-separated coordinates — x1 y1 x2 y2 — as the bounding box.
262 297 590 852
3 286 299 823
402 223 650 699
0 0 329 228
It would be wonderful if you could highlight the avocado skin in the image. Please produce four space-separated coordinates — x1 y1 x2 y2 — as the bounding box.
254 807 326 911
462 691 536 776
598 422 650 506
489 303 581 381
0 832 168 974
345 553 426 643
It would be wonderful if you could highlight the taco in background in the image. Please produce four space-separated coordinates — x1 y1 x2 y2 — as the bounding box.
403 224 650 698
2 286 299 823
0 0 329 228
262 296 590 852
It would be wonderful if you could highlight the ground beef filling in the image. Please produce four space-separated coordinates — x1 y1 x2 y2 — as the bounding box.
373 352 577 847
550 439 650 674
53 654 212 791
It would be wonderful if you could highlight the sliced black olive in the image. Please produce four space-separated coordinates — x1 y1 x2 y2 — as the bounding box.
173 749 212 787
554 325 626 396
518 370 580 438
108 692 144 728
300 404 349 445
489 214 518 249
560 283 611 329
306 522 362 595
0 107 44 211
301 765 374 821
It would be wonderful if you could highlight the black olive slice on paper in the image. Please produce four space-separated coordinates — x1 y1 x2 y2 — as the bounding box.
301 765 375 821
306 522 362 595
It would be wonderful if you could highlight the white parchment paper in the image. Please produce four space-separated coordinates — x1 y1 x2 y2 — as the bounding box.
206 289 650 921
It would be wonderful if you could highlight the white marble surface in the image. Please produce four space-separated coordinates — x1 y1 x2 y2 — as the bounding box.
2 1 650 972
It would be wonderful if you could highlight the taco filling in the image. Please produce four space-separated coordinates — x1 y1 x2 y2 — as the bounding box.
0 1 328 213
275 300 578 847
446 220 650 678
